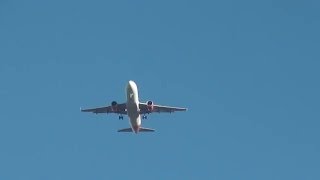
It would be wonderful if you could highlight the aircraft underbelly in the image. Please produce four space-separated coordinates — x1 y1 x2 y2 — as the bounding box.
127 101 141 128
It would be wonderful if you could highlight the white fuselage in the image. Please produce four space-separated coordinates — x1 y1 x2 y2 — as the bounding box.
126 80 141 133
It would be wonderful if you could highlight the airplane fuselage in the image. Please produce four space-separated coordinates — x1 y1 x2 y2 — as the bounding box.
126 80 141 133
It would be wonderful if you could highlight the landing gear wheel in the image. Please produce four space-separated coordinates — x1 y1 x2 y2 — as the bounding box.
119 115 123 120
142 115 147 119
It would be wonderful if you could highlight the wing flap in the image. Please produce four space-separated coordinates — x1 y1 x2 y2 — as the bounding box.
139 103 187 114
81 103 127 114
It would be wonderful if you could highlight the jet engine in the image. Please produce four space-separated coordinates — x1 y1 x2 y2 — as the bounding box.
146 100 154 111
111 101 118 111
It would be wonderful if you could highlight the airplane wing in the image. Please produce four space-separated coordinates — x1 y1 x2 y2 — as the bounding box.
81 103 127 114
139 103 187 114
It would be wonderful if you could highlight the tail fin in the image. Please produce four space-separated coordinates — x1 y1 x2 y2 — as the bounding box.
117 127 155 133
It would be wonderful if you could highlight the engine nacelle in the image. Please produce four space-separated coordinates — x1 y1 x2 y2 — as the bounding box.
111 101 118 111
146 100 154 111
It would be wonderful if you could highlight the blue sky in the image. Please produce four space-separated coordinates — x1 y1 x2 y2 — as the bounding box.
0 0 319 179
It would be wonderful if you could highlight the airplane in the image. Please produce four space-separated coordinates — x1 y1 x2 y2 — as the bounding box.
81 80 187 133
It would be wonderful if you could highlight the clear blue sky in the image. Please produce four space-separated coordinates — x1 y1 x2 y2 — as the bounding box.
0 0 319 179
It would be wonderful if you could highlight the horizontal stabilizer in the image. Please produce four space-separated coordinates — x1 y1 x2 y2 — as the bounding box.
117 128 133 132
117 127 155 133
139 127 155 132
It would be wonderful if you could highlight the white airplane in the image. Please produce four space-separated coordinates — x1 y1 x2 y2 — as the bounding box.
81 80 187 133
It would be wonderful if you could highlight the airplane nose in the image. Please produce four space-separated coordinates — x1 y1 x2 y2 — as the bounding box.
128 80 136 89
128 81 132 89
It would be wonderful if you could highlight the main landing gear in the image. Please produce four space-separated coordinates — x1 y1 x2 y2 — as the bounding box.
118 115 147 120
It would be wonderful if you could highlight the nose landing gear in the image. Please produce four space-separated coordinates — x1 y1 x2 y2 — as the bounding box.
119 115 124 120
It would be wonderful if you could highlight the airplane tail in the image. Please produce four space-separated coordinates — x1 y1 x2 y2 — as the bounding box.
117 128 133 132
139 127 155 132
118 127 155 133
